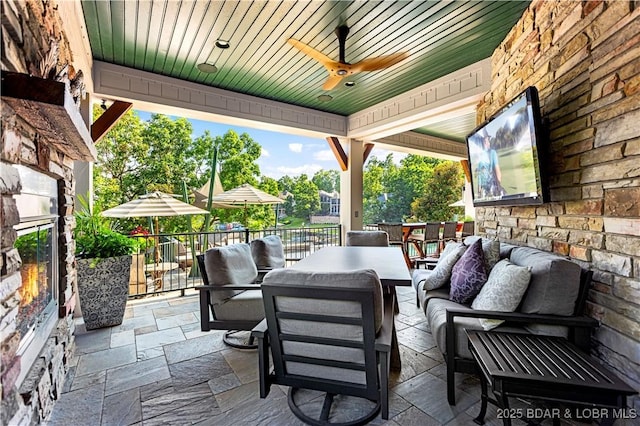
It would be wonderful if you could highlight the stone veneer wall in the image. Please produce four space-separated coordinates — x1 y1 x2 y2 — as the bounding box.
1 0 80 423
475 0 640 403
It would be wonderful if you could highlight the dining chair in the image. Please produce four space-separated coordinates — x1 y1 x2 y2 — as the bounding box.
442 221 458 242
345 230 389 247
407 222 441 257
253 268 394 424
250 235 286 282
461 221 475 239
377 223 404 248
196 243 264 349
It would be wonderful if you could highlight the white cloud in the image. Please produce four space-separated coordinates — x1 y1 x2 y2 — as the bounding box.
277 164 322 177
289 143 303 153
260 148 270 158
313 150 336 162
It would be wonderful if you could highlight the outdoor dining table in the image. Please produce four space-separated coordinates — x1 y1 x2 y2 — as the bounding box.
144 262 180 291
291 246 411 369
402 222 427 258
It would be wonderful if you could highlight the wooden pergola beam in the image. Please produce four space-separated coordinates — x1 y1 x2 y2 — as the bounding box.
91 100 133 142
460 159 471 182
363 143 375 163
326 136 348 171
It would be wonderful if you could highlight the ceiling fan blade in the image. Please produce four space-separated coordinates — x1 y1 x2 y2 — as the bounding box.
288 39 333 65
323 75 344 91
351 52 409 72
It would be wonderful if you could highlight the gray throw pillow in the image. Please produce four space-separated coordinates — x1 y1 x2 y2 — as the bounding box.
471 259 532 330
423 244 467 291
462 236 500 272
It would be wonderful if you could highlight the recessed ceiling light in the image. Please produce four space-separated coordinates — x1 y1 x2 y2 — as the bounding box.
345 81 356 87
317 94 333 102
197 63 218 73
215 39 230 49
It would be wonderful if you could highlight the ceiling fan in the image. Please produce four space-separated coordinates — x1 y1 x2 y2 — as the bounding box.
288 25 409 91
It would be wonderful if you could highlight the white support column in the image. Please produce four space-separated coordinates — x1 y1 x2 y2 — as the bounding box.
340 139 365 240
74 95 93 211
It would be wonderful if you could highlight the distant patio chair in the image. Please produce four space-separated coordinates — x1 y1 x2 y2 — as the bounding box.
253 268 394 424
345 230 389 247
409 221 442 257
461 221 475 239
250 235 286 282
442 221 458 242
196 243 264 349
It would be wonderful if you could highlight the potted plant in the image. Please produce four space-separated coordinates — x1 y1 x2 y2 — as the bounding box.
74 199 138 330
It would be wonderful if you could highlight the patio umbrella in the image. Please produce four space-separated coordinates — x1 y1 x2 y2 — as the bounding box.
192 174 237 209
102 191 209 262
102 191 210 219
209 183 283 225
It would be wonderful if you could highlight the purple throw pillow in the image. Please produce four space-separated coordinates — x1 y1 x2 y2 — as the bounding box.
449 239 488 304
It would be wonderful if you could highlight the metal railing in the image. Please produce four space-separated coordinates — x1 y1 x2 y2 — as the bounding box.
127 225 342 298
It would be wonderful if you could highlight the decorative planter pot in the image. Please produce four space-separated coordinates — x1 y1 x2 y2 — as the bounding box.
77 255 131 330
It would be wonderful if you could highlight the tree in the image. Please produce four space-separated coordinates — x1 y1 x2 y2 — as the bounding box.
291 174 320 220
411 161 464 221
363 155 394 224
312 169 340 193
92 107 146 210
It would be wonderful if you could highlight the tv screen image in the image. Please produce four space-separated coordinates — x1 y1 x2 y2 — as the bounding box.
466 86 547 207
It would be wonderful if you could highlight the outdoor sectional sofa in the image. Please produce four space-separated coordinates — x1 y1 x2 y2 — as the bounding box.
411 237 597 405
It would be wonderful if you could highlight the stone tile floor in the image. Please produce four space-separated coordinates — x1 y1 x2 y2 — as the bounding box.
47 286 581 425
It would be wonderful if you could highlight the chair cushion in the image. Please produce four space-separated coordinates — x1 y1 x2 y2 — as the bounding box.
449 239 488 304
214 289 265 321
203 244 258 302
250 235 285 269
345 231 389 247
509 247 581 316
471 259 532 330
415 243 466 292
263 268 384 333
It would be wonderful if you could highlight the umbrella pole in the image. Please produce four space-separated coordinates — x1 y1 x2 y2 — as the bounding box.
204 146 218 233
154 216 161 264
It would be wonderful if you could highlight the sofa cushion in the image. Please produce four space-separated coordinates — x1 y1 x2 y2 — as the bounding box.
427 298 531 359
471 259 532 330
509 247 581 316
449 239 488 304
426 298 480 359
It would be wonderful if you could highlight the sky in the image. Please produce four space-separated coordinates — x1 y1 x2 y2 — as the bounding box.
136 111 407 180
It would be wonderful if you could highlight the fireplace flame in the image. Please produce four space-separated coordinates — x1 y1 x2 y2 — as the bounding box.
19 263 41 307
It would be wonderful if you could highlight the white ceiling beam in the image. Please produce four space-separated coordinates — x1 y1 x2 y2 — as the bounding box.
347 59 490 141
375 131 468 161
92 61 347 139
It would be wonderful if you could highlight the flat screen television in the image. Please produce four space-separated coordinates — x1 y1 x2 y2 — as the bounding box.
465 86 548 207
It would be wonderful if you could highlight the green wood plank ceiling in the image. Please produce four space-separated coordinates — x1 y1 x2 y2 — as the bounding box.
82 0 530 140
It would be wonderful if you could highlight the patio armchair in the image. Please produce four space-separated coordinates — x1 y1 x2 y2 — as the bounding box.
250 235 286 282
195 243 264 349
252 268 393 424
345 230 389 247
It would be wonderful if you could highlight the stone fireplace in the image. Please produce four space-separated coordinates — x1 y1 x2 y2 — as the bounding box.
1 0 95 423
13 165 60 387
